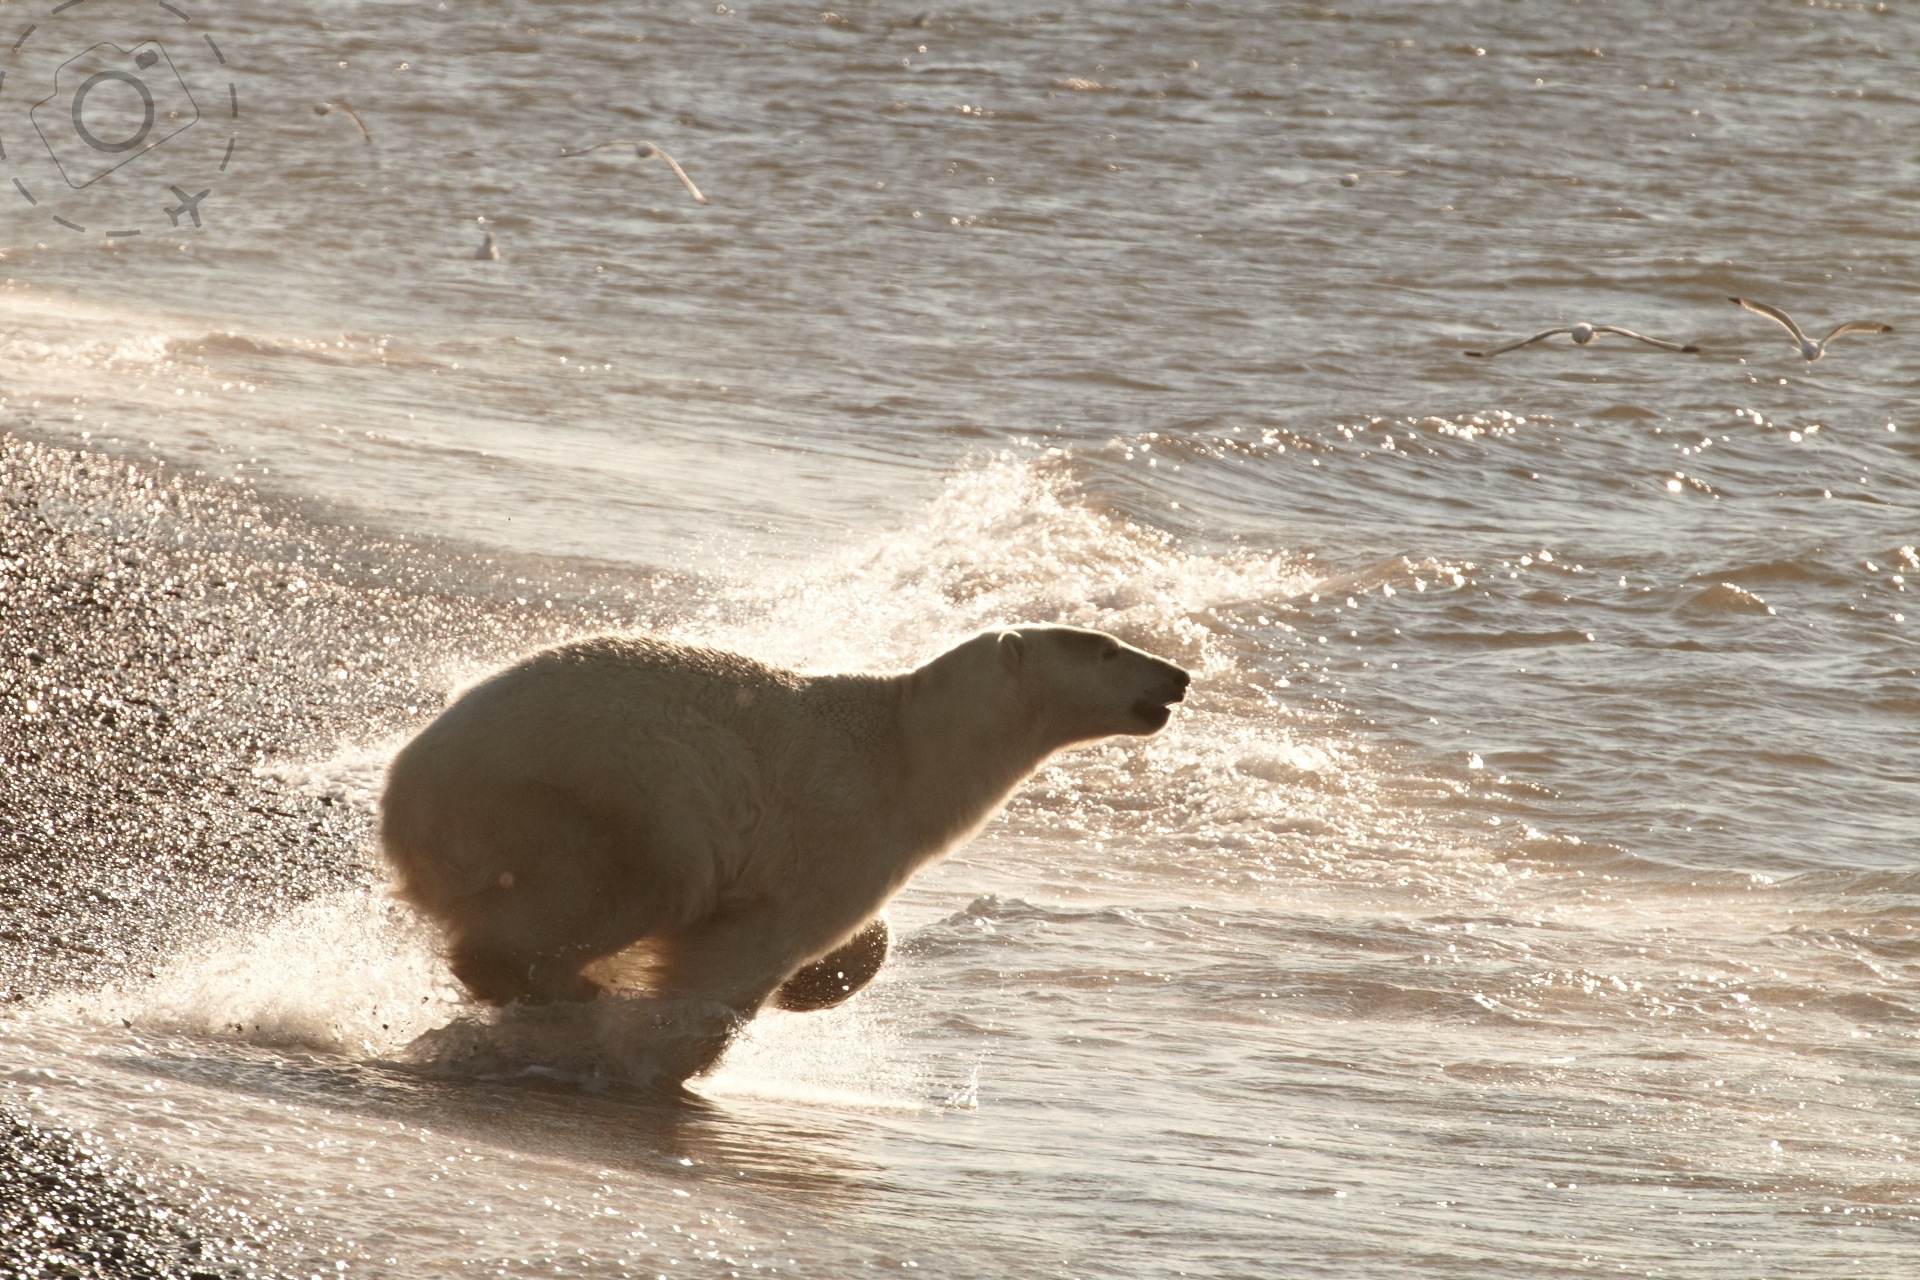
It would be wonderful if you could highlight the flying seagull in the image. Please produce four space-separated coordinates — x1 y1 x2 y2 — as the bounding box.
1465 322 1698 357
1728 297 1893 362
560 141 708 205
314 101 372 144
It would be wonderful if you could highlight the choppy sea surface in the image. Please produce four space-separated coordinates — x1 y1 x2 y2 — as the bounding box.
3 0 1918 1275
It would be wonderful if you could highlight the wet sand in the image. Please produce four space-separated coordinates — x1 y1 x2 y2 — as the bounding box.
0 430 648 1274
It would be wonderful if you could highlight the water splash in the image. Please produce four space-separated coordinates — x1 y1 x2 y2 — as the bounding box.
55 892 459 1058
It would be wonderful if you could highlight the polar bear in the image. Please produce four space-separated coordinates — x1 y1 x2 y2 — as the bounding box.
379 625 1188 1069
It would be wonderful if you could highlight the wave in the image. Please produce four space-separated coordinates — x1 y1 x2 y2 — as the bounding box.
1679 582 1775 616
163 331 446 372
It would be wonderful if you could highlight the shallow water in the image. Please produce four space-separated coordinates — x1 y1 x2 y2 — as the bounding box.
2 0 1918 1275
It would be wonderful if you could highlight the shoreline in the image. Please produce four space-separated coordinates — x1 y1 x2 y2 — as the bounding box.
0 430 654 1274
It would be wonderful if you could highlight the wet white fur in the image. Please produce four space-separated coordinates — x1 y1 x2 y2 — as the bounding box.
379 626 1186 1041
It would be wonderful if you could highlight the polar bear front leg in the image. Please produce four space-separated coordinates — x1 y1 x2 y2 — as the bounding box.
633 900 812 1081
772 918 889 1012
650 899 811 1016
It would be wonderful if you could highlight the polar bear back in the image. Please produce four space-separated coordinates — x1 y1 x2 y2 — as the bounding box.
381 636 896 930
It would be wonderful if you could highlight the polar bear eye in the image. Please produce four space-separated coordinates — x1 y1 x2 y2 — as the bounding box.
1101 643 1121 661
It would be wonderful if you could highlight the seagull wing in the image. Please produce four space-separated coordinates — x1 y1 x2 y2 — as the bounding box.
337 104 372 144
319 102 372 144
560 141 642 157
1819 320 1894 345
1729 297 1808 344
651 147 709 205
1465 329 1568 357
562 141 708 203
1594 326 1699 353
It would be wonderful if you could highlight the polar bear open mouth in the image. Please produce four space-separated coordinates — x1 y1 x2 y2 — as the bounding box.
1132 700 1175 730
1132 680 1188 730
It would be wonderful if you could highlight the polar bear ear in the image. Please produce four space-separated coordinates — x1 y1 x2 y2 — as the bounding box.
997 629 1027 670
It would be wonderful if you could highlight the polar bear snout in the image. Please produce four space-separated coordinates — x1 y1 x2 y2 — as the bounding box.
1005 625 1192 739
1128 658 1190 733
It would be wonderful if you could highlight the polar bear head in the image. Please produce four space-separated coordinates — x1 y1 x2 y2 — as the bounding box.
997 624 1190 743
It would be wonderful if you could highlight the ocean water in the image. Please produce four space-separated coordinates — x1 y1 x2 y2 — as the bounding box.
3 0 1918 1275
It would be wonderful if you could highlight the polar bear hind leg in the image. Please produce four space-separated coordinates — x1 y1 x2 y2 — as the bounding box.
397 783 666 1006
443 876 616 1005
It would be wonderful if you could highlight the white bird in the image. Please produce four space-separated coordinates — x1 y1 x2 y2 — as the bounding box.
560 141 708 205
314 101 372 144
1465 322 1698 357
1728 297 1893 362
475 230 500 261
